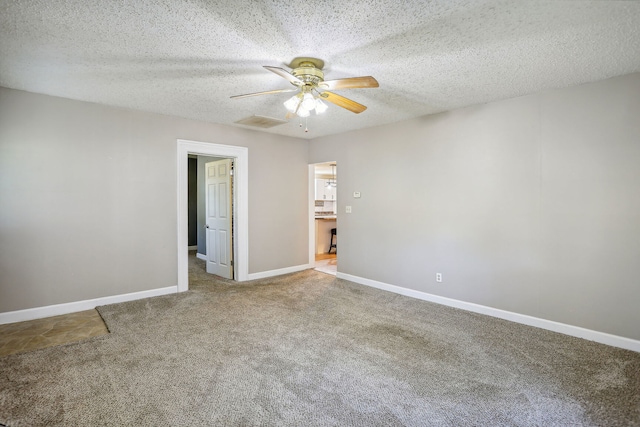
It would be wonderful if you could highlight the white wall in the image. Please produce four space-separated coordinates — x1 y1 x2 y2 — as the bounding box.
310 73 640 341
0 87 309 313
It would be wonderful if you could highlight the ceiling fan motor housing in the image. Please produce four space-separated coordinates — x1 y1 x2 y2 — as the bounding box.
292 62 324 87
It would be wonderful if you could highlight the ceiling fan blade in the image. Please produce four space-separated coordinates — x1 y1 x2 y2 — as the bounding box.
230 88 297 99
263 66 303 85
318 76 379 91
319 91 367 114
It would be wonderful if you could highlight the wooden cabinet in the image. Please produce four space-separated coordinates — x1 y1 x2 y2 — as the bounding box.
315 179 326 200
325 182 336 200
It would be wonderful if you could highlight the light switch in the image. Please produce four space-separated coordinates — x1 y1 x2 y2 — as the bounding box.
346 206 352 213
353 191 361 198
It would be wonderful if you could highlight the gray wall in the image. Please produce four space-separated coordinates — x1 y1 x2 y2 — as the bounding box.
3 72 639 342
0 87 309 313
310 72 640 341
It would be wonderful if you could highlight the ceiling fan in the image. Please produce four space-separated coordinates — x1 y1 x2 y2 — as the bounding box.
230 57 379 118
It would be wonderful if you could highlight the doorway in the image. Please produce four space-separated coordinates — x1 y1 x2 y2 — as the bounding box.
177 140 249 292
189 155 234 280
310 162 337 275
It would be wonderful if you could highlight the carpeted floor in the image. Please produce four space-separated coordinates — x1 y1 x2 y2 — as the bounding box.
1 256 639 426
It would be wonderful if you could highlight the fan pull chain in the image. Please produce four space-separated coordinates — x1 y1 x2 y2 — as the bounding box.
305 117 309 133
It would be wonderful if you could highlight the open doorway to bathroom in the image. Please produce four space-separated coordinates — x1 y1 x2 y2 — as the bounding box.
311 162 337 275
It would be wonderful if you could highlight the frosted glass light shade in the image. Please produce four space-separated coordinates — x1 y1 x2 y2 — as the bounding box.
301 93 316 110
283 95 300 113
315 99 328 114
297 107 310 117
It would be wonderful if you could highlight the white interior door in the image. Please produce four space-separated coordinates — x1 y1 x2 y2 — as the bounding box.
205 159 233 279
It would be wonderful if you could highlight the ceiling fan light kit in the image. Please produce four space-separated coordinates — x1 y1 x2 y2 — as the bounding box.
284 91 329 118
231 57 379 130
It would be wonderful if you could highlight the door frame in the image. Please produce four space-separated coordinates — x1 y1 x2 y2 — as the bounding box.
308 161 338 266
308 165 316 266
177 139 249 291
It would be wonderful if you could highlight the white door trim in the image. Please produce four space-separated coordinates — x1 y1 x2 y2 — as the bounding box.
177 139 249 291
308 165 316 267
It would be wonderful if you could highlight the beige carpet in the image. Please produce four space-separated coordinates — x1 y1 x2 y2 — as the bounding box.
1 256 639 426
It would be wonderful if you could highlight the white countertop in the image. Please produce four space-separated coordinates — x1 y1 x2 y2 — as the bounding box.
315 216 337 219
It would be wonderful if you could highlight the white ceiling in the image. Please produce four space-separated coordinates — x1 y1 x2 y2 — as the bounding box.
1 0 639 140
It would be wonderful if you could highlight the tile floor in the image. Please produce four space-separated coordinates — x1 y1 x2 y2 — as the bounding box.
0 309 109 357
314 253 337 275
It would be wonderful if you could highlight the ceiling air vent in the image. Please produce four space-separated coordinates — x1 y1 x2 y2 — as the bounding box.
235 115 288 128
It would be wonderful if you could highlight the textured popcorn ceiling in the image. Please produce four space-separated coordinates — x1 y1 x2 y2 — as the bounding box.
1 0 639 139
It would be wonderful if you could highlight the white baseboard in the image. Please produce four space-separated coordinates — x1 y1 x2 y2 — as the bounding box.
247 264 313 281
0 286 178 325
337 272 640 353
188 245 197 250
194 255 308 281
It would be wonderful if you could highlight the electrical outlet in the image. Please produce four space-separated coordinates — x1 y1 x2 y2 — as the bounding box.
346 205 352 213
436 273 442 283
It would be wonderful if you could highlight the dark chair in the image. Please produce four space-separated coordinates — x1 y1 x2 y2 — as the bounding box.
328 228 337 254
